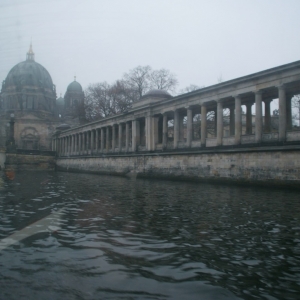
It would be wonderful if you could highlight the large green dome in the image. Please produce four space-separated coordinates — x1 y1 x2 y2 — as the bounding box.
3 60 54 91
0 44 56 113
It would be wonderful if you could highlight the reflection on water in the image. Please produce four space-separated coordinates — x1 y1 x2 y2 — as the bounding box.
0 171 299 299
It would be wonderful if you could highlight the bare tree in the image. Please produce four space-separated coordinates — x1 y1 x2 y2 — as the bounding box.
123 65 178 100
149 69 178 92
85 82 112 120
179 84 204 94
123 65 152 100
84 65 179 120
84 81 135 121
109 80 134 113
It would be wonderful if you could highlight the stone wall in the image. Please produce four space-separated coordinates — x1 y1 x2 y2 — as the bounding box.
5 153 56 171
0 148 5 170
56 147 300 188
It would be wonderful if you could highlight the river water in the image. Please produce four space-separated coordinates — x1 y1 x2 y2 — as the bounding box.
0 171 299 300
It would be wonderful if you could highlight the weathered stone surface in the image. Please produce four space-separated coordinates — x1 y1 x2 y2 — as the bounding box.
5 153 55 171
56 149 300 188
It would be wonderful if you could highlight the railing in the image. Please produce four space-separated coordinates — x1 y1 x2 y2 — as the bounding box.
56 130 300 157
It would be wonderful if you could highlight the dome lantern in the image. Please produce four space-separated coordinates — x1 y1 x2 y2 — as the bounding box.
26 42 35 61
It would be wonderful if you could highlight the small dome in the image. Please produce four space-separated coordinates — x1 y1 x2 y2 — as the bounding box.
143 89 172 98
56 123 71 131
56 96 64 105
67 80 83 92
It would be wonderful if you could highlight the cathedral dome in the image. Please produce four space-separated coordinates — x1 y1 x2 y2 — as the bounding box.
67 79 83 92
3 45 54 92
0 44 56 113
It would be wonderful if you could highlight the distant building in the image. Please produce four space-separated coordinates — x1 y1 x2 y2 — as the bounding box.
0 44 84 150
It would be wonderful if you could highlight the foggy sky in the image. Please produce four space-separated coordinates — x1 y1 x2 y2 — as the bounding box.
1 0 300 97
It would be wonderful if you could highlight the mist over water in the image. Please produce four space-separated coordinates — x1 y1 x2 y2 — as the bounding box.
0 171 299 299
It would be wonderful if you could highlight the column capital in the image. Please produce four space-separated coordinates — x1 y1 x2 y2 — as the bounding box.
263 98 273 104
233 94 242 100
245 101 254 108
277 84 286 91
254 90 263 96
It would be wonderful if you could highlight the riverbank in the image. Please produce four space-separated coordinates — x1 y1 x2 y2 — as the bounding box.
56 145 300 189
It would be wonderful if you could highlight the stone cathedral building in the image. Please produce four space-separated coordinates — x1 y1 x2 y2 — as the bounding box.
0 44 84 150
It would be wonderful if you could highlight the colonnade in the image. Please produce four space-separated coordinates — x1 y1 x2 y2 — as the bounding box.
53 84 298 156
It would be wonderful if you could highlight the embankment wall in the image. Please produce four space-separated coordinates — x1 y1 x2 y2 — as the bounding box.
0 148 5 170
5 153 56 171
56 147 300 188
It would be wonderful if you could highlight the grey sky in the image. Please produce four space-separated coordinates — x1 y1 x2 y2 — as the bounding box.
1 0 300 97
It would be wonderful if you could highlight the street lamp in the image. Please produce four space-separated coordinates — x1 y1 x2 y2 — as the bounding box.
6 114 15 150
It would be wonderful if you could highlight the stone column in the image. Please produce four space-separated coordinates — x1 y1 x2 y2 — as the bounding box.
187 107 193 148
63 137 66 155
75 134 78 154
126 122 130 152
112 125 116 152
162 113 168 149
60 138 63 155
67 136 70 155
174 109 179 149
57 138 59 154
78 133 82 154
66 137 69 155
71 135 74 155
286 95 292 130
64 137 67 155
145 115 155 151
152 116 158 151
91 130 94 154
235 95 242 144
178 113 184 142
106 127 110 151
201 105 207 147
132 120 138 152
229 106 235 136
95 129 99 153
217 101 223 146
136 120 141 150
214 109 217 137
278 85 287 142
101 128 104 152
87 132 90 152
264 99 272 133
65 137 67 155
84 132 87 153
118 124 122 151
255 91 263 143
246 102 253 135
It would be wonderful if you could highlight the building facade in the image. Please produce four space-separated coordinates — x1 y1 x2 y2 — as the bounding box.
53 60 300 156
0 45 84 150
